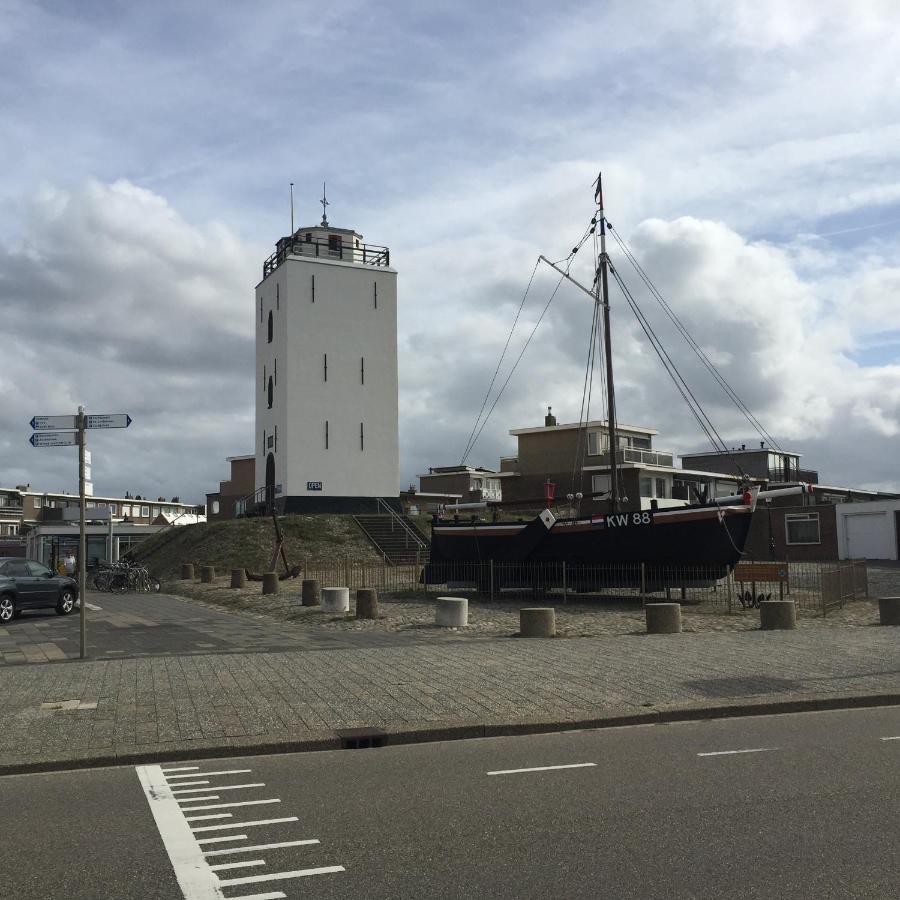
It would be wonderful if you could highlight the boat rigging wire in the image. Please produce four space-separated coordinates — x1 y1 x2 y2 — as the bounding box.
607 223 782 453
460 220 596 465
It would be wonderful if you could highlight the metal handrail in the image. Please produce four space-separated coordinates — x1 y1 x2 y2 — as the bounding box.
235 486 268 517
263 236 390 278
375 498 428 550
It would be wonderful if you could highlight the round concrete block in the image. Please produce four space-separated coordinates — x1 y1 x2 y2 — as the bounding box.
200 565 215 584
262 572 279 595
645 603 682 634
520 607 555 637
322 587 350 614
759 599 796 630
356 588 378 619
231 568 247 589
180 563 195 580
878 596 900 626
301 579 321 607
436 596 468 627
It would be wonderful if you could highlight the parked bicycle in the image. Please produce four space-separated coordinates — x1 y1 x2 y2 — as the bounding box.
91 560 161 594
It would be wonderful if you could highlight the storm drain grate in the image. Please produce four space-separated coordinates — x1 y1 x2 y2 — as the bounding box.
336 727 387 750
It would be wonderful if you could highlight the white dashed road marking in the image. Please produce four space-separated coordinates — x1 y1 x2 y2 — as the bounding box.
487 762 597 776
880 736 900 741
136 763 344 899
697 748 775 757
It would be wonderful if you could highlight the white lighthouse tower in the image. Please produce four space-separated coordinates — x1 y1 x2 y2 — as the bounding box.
254 195 399 512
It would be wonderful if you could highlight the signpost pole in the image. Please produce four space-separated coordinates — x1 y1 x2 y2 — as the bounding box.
78 405 87 660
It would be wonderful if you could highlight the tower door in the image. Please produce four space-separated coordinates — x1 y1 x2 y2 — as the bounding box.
265 453 275 512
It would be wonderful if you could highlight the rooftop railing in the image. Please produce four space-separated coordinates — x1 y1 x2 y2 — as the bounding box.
263 235 390 278
590 448 675 468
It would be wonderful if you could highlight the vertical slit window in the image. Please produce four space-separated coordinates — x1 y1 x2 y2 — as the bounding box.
325 420 329 449
263 429 266 451
361 357 364 385
360 422 364 451
311 274 315 302
373 281 377 309
276 283 280 310
267 376 273 409
323 353 328 382
267 310 273 343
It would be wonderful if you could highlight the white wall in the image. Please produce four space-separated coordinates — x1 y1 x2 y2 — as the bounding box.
835 499 900 560
255 252 399 499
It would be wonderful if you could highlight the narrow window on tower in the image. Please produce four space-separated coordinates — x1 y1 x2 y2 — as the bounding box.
267 310 273 343
360 356 365 385
373 281 377 309
267 376 273 409
360 422 364 451
325 420 329 449
276 283 280 310
323 353 328 382
311 274 315 302
262 429 266 451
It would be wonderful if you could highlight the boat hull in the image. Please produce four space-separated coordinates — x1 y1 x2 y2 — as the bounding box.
424 505 753 586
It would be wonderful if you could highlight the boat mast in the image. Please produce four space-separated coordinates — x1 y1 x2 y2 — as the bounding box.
596 173 621 513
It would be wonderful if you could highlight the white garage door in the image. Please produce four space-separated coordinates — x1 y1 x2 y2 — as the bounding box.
845 512 893 559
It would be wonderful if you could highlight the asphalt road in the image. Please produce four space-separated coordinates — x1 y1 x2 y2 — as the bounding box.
1 706 897 899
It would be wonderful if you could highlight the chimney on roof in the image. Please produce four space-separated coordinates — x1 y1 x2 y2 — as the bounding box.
545 406 557 427
760 441 765 449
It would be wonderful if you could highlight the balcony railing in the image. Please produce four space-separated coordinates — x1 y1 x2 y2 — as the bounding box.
768 466 819 484
590 448 675 468
263 235 390 278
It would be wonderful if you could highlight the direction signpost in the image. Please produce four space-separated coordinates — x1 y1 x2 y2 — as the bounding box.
29 408 132 659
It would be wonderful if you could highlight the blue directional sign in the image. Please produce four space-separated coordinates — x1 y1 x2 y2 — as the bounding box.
86 414 132 429
30 432 77 448
30 415 76 431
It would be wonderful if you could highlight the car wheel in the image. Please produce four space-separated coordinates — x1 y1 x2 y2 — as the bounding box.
0 594 14 623
56 589 76 616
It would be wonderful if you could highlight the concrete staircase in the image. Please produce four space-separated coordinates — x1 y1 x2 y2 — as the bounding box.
353 514 429 565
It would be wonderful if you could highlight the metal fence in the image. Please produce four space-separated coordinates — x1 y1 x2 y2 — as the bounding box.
295 557 868 615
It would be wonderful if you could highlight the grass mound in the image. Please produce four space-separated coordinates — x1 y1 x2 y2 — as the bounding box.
129 515 382 579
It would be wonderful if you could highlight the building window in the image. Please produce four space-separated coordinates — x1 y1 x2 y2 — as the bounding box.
587 431 608 456
323 353 328 381
267 310 273 343
373 281 377 309
592 474 610 495
361 357 364 384
311 274 315 302
122 505 131 516
360 422 364 451
109 504 117 515
152 506 160 517
655 478 667 499
639 477 653 498
267 375 274 409
141 505 150 517
328 234 341 252
212 500 220 515
267 435 274 449
276 283 280 310
305 232 312 242
786 512 821 545
325 420 329 449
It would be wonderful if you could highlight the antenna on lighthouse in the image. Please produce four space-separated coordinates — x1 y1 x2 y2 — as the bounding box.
320 181 329 227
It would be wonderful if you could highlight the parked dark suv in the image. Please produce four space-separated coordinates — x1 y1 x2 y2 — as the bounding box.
0 558 79 622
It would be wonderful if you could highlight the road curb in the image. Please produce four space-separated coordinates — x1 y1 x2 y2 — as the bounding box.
2 690 898 777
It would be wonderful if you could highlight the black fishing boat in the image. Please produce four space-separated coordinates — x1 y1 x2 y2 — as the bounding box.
424 175 807 585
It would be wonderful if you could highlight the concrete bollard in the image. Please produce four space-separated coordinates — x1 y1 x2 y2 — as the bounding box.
645 603 682 634
322 587 350 614
180 563 195 580
436 596 468 627
200 565 215 584
356 588 378 619
878 596 900 626
301 579 321 607
520 607 555 637
759 599 796 630
231 568 247 589
262 572 279 595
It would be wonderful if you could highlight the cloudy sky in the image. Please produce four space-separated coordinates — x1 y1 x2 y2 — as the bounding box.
1 0 899 502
